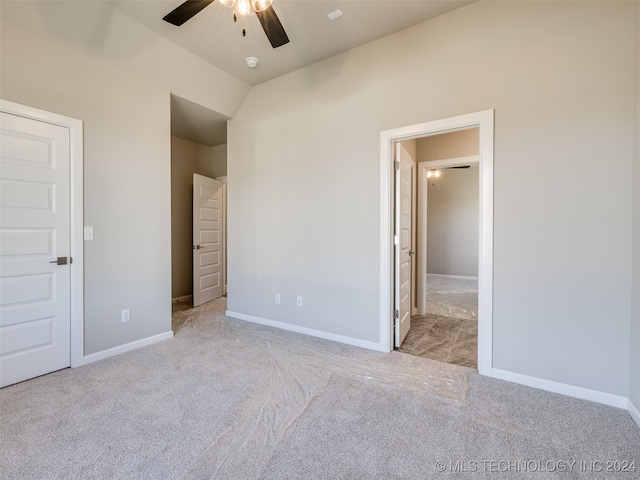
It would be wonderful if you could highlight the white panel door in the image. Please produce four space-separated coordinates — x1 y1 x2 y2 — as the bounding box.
0 112 71 387
394 143 415 347
193 174 224 307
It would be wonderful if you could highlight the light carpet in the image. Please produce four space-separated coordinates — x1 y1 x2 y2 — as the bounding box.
1 297 638 479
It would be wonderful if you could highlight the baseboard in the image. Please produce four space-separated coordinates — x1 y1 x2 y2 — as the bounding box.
172 295 192 304
225 310 387 353
427 273 478 281
489 368 628 409
628 398 640 429
79 331 174 366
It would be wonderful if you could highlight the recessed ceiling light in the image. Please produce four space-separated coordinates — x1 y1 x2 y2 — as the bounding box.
327 9 343 20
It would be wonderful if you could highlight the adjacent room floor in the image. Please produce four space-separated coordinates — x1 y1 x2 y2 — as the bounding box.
400 276 478 369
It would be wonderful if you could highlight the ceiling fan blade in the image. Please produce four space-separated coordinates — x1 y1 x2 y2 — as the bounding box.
256 5 289 48
163 0 214 26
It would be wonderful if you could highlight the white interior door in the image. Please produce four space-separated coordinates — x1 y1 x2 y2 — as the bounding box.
394 143 415 347
193 174 224 307
0 112 71 387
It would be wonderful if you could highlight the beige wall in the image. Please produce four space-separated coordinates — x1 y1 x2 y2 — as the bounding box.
0 1 240 356
1 21 172 354
201 144 228 178
0 1 250 118
228 1 634 396
417 128 479 162
171 137 227 298
630 2 640 413
427 167 479 277
171 137 201 299
399 139 417 160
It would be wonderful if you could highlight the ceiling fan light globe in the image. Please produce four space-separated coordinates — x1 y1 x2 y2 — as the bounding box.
253 0 273 12
219 0 236 8
234 0 255 16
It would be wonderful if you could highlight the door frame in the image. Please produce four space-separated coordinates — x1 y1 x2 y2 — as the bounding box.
379 109 494 374
416 155 479 316
1 99 84 368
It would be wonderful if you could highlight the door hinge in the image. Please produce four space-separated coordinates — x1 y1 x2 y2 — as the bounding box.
394 160 400 171
393 309 399 319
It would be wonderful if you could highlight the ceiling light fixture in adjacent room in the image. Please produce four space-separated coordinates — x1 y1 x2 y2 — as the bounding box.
427 168 441 185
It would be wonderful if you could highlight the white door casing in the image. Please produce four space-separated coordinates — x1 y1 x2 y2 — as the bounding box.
380 110 494 374
193 174 224 307
0 111 72 387
394 143 415 347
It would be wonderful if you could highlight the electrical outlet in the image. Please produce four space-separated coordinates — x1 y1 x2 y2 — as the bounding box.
296 296 303 307
275 293 281 304
121 308 130 323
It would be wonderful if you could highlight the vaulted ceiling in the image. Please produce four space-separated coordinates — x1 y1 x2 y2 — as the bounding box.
1 1 475 146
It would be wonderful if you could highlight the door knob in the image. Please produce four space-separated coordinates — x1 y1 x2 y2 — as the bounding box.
193 245 202 250
50 257 71 265
409 250 416 256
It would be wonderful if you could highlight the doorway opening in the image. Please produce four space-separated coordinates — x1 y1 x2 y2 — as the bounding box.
401 138 479 368
379 110 494 375
169 94 229 313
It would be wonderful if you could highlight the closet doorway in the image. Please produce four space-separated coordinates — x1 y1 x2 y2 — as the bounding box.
170 94 229 311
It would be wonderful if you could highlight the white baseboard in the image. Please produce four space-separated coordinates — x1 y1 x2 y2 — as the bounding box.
427 273 478 281
628 398 640 429
225 310 387 353
489 368 628 409
172 295 192 304
79 331 174 366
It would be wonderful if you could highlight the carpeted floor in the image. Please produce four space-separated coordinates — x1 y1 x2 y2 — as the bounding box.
1 297 638 479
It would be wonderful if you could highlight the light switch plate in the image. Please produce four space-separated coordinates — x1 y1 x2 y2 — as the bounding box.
84 226 94 241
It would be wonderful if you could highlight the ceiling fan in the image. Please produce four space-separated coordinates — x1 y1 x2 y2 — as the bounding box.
163 0 289 48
